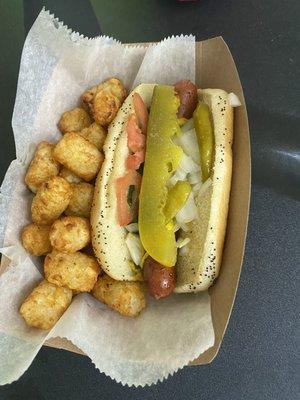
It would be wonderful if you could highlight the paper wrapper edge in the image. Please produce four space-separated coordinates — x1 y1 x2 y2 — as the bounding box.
45 37 251 366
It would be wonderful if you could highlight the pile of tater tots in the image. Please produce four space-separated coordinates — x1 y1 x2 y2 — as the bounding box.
19 78 145 330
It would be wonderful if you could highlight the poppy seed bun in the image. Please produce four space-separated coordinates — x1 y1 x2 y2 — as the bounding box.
175 89 233 292
91 84 155 281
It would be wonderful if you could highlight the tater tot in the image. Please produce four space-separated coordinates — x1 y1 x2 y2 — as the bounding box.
58 107 91 133
19 280 72 330
79 122 107 151
25 141 60 193
53 132 103 181
59 167 82 184
82 78 126 127
21 224 52 256
49 216 90 253
92 274 146 317
31 176 72 225
65 182 94 218
44 250 100 292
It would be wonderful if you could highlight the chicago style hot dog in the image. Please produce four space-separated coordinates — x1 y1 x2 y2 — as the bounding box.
91 81 234 299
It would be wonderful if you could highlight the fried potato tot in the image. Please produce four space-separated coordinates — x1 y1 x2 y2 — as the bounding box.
21 224 52 256
65 182 94 218
31 176 72 225
92 274 146 317
82 78 126 127
45 250 100 292
50 216 90 253
25 141 60 193
79 122 107 151
19 280 72 330
58 107 91 133
53 132 103 181
59 167 82 184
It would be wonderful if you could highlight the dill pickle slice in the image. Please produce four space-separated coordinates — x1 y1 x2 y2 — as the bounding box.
193 102 214 182
139 85 183 267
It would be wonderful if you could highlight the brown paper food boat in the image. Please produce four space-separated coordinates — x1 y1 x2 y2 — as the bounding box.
46 36 251 366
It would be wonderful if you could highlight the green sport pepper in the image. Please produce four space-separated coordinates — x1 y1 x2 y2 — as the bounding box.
139 85 183 267
164 180 191 223
193 101 214 182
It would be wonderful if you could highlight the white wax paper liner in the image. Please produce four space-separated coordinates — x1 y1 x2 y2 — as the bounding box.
0 9 214 387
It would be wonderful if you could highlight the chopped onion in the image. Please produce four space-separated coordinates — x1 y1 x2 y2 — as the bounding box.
192 182 202 193
179 246 188 256
228 92 241 107
198 177 212 196
125 223 139 233
180 153 200 174
180 118 194 132
173 222 181 232
176 237 191 248
168 167 187 187
188 171 201 185
176 192 198 224
174 167 187 180
179 222 189 232
177 129 200 164
125 233 145 266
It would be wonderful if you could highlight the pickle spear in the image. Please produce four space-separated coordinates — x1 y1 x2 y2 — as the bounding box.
139 85 183 267
193 102 214 182
164 181 191 223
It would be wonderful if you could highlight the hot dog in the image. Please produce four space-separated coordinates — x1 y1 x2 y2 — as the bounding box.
175 80 198 119
91 81 234 299
143 257 176 299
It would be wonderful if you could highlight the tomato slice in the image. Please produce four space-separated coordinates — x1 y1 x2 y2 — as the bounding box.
127 114 146 153
116 169 141 226
115 94 148 227
126 149 145 170
133 92 148 135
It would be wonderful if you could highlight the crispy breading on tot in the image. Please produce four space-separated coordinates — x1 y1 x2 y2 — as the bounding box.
53 132 103 181
59 167 82 184
65 182 94 218
31 176 72 225
82 78 126 127
92 274 146 317
45 250 100 292
50 216 90 253
58 107 91 133
25 141 60 193
79 122 107 151
21 224 52 256
19 280 72 330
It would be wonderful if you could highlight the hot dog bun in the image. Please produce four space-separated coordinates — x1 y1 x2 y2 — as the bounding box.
91 84 155 281
91 85 233 292
175 89 233 292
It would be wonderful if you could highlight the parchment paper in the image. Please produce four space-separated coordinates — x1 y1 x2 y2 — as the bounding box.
0 9 213 386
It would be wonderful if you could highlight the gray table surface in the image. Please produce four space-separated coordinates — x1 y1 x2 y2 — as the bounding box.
0 1 299 399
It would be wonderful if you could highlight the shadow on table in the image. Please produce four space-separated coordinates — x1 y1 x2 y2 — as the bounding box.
248 104 300 202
